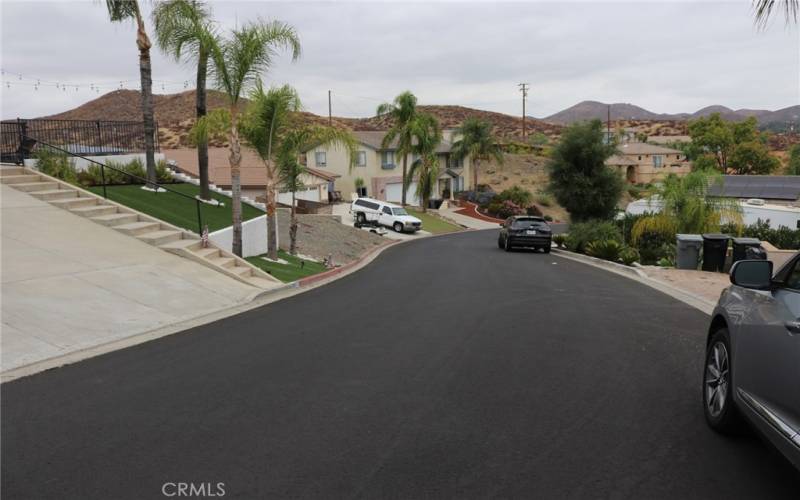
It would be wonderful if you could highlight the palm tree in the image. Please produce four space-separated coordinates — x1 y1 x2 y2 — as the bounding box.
102 0 157 186
631 169 743 244
376 91 418 205
754 0 798 27
450 117 504 192
276 125 358 254
208 19 300 257
152 0 216 201
405 114 442 213
240 82 301 260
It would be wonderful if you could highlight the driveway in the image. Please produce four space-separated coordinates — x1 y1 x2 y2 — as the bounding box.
2 230 798 498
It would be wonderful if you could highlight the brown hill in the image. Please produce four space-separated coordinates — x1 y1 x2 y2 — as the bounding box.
41 90 561 148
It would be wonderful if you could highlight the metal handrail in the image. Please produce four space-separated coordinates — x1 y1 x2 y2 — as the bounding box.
27 137 203 234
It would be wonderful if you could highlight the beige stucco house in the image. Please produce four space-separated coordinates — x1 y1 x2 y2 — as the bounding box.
304 130 472 206
606 142 691 184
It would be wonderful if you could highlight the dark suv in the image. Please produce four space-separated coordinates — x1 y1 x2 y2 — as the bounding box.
498 216 552 253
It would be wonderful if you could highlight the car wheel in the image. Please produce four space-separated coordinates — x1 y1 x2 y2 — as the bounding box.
543 245 551 254
504 237 513 252
393 222 404 233
356 212 366 224
703 328 744 433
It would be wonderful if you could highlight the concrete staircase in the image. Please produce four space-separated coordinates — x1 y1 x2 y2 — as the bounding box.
1 165 281 290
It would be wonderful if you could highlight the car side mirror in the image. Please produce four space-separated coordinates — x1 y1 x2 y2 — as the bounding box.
730 260 773 290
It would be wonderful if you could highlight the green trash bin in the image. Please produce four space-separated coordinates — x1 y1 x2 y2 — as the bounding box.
676 234 703 270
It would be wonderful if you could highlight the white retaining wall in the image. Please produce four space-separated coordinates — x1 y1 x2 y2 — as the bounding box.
626 198 800 230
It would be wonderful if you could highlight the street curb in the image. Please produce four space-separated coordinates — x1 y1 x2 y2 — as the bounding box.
551 248 716 316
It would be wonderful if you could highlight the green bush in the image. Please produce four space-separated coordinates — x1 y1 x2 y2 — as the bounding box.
615 212 648 245
543 214 553 222
34 149 78 184
487 199 525 219
585 239 623 261
635 229 675 265
496 186 533 207
722 218 800 250
76 159 173 187
552 234 566 248
156 160 174 183
620 246 640 266
565 220 622 254
534 193 553 207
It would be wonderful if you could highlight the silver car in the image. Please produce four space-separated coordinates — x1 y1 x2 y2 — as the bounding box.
704 256 800 470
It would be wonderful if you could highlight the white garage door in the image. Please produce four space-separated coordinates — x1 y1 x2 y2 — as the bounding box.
385 182 419 206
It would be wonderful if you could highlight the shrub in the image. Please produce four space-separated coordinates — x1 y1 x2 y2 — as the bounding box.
723 218 800 250
619 247 640 266
496 186 533 207
526 205 543 216
552 234 566 248
585 239 623 261
564 220 623 254
34 149 78 184
488 199 525 219
543 214 553 222
156 160 174 183
534 192 553 207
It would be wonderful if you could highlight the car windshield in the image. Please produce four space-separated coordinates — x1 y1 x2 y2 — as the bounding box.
392 208 408 216
511 219 547 229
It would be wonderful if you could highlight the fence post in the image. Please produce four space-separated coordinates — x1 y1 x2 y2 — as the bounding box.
95 121 102 152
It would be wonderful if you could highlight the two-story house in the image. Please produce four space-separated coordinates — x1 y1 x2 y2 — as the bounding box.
606 142 691 184
304 130 472 206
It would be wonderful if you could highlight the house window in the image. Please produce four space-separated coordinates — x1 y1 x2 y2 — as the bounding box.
653 155 663 168
381 151 395 169
315 151 327 167
449 156 463 168
356 150 366 167
638 156 642 160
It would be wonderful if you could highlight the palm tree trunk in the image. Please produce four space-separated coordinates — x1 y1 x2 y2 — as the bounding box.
228 107 243 257
196 49 211 201
135 16 156 186
401 154 407 206
266 116 278 260
289 189 298 255
265 164 278 260
472 158 480 191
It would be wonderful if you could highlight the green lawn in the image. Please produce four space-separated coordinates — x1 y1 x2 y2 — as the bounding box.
88 183 264 233
406 209 463 234
246 251 328 283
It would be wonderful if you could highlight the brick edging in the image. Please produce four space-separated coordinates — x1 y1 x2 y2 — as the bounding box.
297 240 399 286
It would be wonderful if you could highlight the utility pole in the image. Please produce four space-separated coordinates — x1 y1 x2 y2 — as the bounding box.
607 104 611 142
518 83 529 139
328 90 332 126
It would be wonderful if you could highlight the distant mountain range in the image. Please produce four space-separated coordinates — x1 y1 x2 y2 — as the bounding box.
542 100 800 126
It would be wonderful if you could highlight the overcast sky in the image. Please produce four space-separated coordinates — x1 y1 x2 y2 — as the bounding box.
1 0 798 120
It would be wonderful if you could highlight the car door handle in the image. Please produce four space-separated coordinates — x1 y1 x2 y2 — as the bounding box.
784 321 800 334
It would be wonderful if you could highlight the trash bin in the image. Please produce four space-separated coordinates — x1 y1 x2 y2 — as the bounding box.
732 237 763 264
745 245 767 260
676 234 703 270
702 234 730 272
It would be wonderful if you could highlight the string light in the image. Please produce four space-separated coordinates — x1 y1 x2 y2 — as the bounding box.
0 68 194 94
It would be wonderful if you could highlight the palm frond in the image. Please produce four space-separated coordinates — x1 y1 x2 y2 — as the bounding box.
105 0 139 22
152 0 214 61
754 0 799 28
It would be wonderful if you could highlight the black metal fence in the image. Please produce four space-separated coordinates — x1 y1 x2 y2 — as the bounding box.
1 118 159 164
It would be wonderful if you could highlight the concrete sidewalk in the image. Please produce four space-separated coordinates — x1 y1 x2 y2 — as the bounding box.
1 185 261 373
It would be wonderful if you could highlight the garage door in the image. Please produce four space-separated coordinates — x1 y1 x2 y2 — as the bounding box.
385 182 419 206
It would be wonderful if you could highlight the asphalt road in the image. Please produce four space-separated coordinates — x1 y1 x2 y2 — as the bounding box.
3 230 799 499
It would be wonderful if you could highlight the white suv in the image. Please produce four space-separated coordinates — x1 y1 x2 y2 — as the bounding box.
350 197 423 233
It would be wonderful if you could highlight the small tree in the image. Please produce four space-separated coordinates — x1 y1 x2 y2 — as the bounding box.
451 118 504 191
208 19 300 256
240 82 301 260
376 91 418 206
405 113 443 212
548 120 623 222
687 113 778 174
276 126 357 254
788 144 800 175
728 141 780 175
